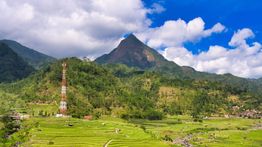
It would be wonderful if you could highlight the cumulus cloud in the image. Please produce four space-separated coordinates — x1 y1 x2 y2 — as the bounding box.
136 17 225 48
229 28 254 48
0 0 150 58
1 0 261 78
148 3 166 14
162 28 262 78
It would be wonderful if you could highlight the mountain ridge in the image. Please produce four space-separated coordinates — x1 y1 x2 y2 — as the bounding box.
95 34 262 94
0 39 56 69
96 34 262 78
0 43 34 82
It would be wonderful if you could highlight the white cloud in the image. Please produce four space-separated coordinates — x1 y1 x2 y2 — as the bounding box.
0 0 150 58
148 3 166 14
162 28 262 78
229 28 254 48
1 0 261 78
203 23 225 37
162 46 195 66
0 1 34 33
136 17 225 48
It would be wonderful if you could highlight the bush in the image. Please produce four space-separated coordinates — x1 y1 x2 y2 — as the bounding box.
162 135 173 142
120 113 130 120
38 110 44 117
140 125 146 131
145 110 164 120
120 109 164 120
193 117 203 122
0 113 21 137
48 141 54 145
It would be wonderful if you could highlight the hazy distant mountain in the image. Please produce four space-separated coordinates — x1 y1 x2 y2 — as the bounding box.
0 43 34 82
0 39 55 69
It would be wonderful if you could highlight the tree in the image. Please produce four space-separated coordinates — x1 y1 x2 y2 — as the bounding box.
192 90 227 119
0 112 21 141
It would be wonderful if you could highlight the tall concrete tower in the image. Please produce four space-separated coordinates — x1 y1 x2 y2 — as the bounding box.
59 62 67 115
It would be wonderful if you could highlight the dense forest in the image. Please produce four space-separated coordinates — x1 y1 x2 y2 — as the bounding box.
0 43 35 82
0 40 55 69
0 58 261 120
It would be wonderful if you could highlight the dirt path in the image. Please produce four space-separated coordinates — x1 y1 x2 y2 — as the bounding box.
103 139 113 147
173 134 193 147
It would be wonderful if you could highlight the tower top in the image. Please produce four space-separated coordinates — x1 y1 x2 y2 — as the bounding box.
62 62 67 67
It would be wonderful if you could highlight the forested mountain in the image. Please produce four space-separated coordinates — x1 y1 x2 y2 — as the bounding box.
0 58 260 119
96 34 262 97
0 39 55 69
0 43 34 82
0 35 261 119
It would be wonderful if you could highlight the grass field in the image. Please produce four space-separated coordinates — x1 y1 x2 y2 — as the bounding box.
5 115 261 147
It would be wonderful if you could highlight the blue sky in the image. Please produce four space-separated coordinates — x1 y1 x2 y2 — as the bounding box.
143 0 262 54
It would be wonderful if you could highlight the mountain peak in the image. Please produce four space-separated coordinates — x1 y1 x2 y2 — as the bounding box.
125 33 137 40
118 34 143 48
95 34 171 69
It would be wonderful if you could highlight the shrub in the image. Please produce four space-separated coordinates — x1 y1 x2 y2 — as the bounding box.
145 110 164 120
162 135 173 142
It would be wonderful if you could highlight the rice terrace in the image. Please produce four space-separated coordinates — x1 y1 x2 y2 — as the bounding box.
2 108 262 146
0 0 262 146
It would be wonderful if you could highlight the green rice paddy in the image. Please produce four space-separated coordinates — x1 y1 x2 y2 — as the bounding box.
23 117 168 147
130 116 262 147
8 115 262 147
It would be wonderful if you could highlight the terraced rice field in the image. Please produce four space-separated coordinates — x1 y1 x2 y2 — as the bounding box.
130 115 262 147
14 115 262 146
23 117 168 147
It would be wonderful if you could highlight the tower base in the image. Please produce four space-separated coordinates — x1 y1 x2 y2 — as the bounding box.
55 113 70 118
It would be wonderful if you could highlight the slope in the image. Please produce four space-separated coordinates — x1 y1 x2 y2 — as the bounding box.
0 43 34 82
96 34 181 70
95 34 262 96
0 39 55 69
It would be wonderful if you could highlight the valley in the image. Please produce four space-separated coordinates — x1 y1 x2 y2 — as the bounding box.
0 35 261 146
3 112 261 146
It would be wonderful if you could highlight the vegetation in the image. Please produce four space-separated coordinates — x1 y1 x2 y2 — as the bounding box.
0 39 55 69
0 58 261 120
0 90 28 146
130 116 262 146
3 116 261 146
0 43 34 82
0 34 261 146
21 117 167 147
0 91 26 114
0 57 261 146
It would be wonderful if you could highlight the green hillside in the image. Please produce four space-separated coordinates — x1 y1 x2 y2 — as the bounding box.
1 58 260 119
95 34 262 100
0 58 261 146
0 40 55 69
0 43 34 83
